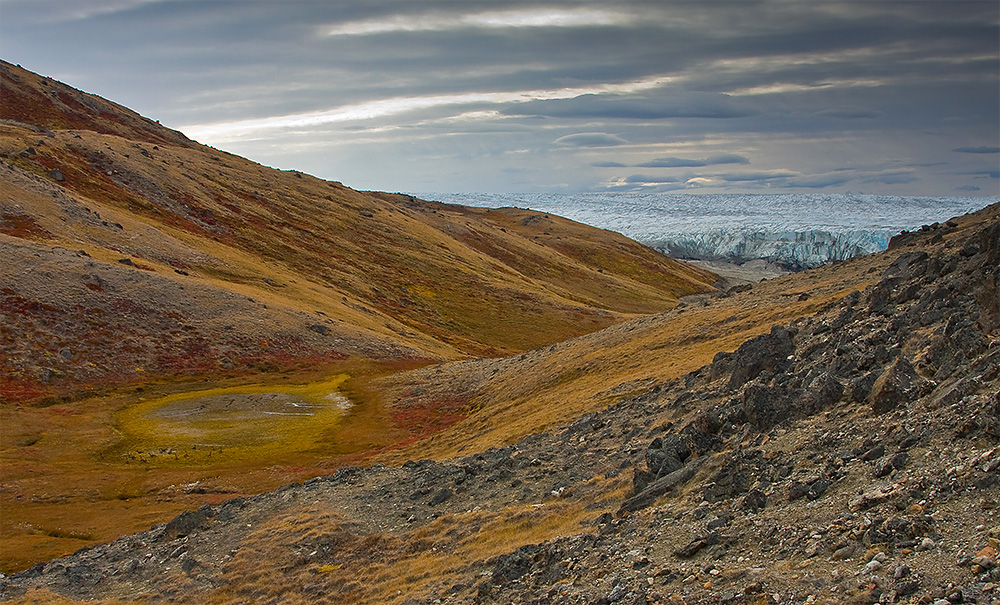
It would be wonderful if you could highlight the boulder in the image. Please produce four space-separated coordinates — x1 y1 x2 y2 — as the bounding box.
726 325 795 390
742 384 789 429
869 357 924 415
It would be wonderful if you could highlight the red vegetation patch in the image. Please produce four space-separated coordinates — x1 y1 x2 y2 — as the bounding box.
0 376 47 404
389 395 470 448
0 213 51 240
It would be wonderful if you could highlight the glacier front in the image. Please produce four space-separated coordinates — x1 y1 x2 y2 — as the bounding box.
421 192 996 269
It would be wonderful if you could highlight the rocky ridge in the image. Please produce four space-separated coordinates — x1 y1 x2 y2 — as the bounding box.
2 207 998 604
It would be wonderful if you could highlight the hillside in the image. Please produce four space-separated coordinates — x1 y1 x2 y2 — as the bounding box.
3 199 998 604
0 59 716 402
0 61 727 572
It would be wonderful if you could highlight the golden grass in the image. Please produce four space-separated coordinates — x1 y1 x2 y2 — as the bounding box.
0 361 423 573
7 589 137 605
377 256 889 464
197 492 611 605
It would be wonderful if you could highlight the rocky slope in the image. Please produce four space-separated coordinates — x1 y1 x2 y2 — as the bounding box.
3 201 997 604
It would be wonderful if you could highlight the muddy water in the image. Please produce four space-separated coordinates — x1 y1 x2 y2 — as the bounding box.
112 375 356 465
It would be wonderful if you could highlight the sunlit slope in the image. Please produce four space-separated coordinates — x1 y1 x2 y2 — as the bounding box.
374 202 1000 462
0 60 716 402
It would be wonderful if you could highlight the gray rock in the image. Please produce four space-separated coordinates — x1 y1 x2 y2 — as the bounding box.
742 384 789 429
307 323 331 335
727 325 795 390
874 452 908 478
163 509 211 541
869 357 924 414
429 488 453 506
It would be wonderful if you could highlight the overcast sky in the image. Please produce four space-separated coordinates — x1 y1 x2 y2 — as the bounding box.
2 0 998 196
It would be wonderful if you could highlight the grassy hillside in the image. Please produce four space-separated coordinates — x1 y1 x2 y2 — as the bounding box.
0 60 716 404
0 61 717 571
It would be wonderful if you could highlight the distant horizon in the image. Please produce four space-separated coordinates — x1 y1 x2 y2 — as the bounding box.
2 1 997 196
408 190 1000 200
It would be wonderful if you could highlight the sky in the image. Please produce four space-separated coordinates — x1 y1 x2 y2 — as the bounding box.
1 0 998 196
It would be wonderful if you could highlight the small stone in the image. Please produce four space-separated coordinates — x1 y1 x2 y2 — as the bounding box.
864 559 883 574
894 565 911 580
896 579 920 597
916 537 936 552
831 545 856 561
861 444 886 461
307 323 331 335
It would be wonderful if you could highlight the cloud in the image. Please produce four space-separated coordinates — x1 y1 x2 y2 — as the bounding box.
636 157 706 168
956 185 981 192
1 0 160 23
863 172 919 185
635 153 749 168
501 92 756 120
705 154 751 165
553 133 629 147
180 77 673 141
623 174 682 184
785 175 853 189
8 0 993 196
953 146 1000 154
591 161 626 167
958 169 1000 178
717 171 797 182
322 8 630 36
816 106 882 119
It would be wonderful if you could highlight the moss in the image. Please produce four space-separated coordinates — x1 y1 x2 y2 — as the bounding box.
108 375 353 467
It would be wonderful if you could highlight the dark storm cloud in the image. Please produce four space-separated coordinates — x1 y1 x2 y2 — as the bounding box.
0 0 996 195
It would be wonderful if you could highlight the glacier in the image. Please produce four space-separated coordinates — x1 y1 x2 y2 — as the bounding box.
419 192 996 269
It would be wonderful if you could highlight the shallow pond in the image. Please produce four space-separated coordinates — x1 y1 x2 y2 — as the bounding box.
113 375 355 465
